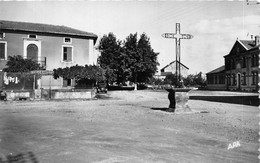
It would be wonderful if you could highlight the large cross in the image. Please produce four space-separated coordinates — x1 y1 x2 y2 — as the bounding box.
162 23 193 85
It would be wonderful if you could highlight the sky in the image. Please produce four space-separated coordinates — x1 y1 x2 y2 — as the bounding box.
0 0 259 74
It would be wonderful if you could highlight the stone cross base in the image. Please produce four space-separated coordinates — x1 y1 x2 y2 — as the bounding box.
175 92 191 112
166 88 192 112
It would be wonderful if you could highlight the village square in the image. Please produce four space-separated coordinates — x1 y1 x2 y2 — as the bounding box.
0 1 259 163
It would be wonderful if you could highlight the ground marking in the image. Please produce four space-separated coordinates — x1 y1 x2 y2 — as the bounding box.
227 141 241 150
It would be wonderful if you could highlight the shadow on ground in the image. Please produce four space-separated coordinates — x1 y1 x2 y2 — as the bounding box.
189 95 259 106
95 93 112 100
0 152 38 163
151 107 170 112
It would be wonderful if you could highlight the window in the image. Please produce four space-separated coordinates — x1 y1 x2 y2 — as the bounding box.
0 33 5 39
230 60 232 70
252 72 258 85
251 55 254 67
219 75 225 84
207 75 214 84
214 76 218 84
232 74 236 85
226 60 231 70
64 37 72 44
0 42 7 60
226 75 231 86
251 54 259 67
28 34 37 39
242 73 246 85
242 57 246 68
232 59 235 69
62 46 73 62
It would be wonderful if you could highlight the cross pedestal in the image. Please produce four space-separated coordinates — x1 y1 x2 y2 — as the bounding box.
166 88 192 112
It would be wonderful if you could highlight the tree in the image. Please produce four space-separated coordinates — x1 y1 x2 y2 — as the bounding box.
164 74 180 86
183 72 206 87
97 33 128 84
124 33 159 89
123 33 139 87
183 74 194 87
193 72 206 87
98 32 159 88
3 55 42 72
136 33 159 82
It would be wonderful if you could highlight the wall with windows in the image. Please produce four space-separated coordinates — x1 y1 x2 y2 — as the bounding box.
0 33 27 70
40 35 93 70
225 51 259 92
0 31 96 89
206 73 226 90
0 32 95 70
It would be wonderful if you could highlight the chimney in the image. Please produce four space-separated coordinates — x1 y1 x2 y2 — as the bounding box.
255 35 260 46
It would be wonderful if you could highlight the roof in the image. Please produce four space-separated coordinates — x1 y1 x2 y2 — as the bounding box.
238 40 256 50
249 44 260 51
224 38 259 58
206 65 225 75
0 20 97 41
161 60 189 71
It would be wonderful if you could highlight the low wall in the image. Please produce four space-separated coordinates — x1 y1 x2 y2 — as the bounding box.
206 84 226 91
4 89 95 100
6 91 31 100
51 91 92 99
228 85 258 92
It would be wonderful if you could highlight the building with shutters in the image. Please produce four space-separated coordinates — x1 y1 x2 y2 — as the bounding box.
0 20 98 89
206 36 259 92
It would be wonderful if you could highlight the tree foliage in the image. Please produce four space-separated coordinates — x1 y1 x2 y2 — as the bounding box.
183 72 206 87
97 33 128 84
3 55 42 73
148 72 206 88
136 33 159 82
97 32 159 85
164 74 179 86
53 64 105 83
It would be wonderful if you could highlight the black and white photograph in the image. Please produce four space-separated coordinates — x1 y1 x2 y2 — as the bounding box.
0 0 259 162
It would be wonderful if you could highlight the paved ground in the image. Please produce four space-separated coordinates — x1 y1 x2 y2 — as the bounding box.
0 90 258 163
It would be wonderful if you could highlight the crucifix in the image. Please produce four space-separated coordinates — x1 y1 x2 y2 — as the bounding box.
162 23 193 85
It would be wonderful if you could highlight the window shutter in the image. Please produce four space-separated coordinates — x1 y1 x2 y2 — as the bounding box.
0 43 5 59
67 47 72 62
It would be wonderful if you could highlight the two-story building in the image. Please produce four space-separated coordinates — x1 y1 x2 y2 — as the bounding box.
206 36 259 92
0 20 98 90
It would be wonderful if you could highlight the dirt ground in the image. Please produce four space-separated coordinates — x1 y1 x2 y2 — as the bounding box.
0 90 258 163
